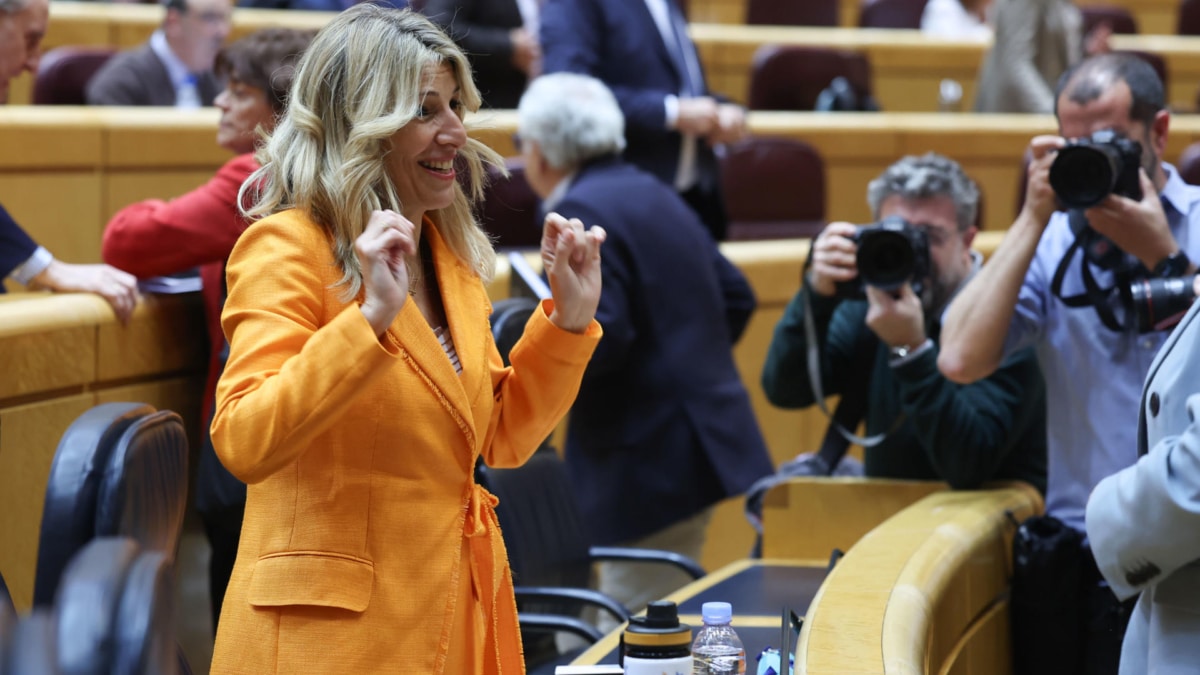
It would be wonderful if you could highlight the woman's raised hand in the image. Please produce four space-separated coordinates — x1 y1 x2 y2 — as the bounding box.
357 209 417 337
540 212 606 333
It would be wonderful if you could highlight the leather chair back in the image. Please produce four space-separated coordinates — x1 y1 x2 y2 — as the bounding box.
1180 0 1200 35
3 611 58 675
33 403 155 608
54 538 140 675
481 157 542 249
720 136 827 240
32 47 117 105
1081 5 1138 35
746 0 838 26
111 551 177 675
489 297 540 367
858 0 929 29
749 44 875 112
94 410 189 565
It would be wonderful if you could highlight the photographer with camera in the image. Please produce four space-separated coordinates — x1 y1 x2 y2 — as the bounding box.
940 52 1200 675
761 153 1047 491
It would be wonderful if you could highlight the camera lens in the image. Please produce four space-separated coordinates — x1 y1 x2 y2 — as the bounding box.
1050 144 1119 209
856 229 915 292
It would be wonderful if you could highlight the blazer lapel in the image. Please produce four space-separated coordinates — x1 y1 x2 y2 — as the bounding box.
1137 298 1200 455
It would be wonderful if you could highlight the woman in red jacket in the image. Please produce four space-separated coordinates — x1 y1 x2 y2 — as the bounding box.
100 26 315 635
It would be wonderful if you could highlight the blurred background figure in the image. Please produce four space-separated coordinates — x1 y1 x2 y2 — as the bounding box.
0 0 46 103
423 0 539 108
516 72 773 622
101 27 315 636
974 0 1110 113
921 0 993 40
86 0 232 106
2 0 139 321
541 0 747 241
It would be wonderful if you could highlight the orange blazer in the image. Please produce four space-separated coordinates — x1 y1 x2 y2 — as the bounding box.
209 210 600 674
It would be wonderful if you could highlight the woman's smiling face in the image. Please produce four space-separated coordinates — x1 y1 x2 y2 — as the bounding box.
386 64 468 224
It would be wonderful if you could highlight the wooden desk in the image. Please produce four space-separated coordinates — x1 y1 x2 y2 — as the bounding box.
688 0 1181 35
14 5 1200 110
691 24 1200 114
571 558 828 667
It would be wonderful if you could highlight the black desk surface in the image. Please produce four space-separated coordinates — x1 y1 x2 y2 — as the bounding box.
571 559 828 666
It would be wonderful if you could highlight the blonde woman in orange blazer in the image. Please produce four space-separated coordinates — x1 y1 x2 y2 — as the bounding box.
208 7 606 673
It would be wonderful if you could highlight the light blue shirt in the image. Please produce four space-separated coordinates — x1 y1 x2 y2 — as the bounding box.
1004 163 1200 530
149 30 201 109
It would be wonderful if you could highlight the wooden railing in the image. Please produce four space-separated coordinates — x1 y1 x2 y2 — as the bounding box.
13 4 1200 110
797 483 1043 674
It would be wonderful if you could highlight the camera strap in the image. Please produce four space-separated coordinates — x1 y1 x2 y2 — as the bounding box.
1050 211 1137 332
801 254 903 449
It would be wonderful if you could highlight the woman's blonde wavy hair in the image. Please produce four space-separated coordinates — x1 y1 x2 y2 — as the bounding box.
240 4 503 297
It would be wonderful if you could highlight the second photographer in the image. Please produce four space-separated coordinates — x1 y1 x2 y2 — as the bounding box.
761 152 1047 491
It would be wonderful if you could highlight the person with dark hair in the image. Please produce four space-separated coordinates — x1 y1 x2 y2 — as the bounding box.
941 52 1200 674
101 26 315 633
516 72 772 619
207 7 603 672
1 0 139 319
762 153 1046 491
86 0 232 107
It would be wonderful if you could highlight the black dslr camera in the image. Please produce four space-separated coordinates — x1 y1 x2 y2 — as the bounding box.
1049 129 1143 209
836 215 932 299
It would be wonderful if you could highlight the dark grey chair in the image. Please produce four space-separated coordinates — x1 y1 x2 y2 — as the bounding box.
33 403 155 608
3 610 59 675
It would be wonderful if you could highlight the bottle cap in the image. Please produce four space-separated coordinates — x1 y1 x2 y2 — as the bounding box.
702 601 732 625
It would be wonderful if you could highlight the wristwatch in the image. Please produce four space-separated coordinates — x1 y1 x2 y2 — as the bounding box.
889 339 932 362
1151 250 1191 278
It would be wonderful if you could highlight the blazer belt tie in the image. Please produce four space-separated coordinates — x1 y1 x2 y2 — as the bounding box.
465 482 524 673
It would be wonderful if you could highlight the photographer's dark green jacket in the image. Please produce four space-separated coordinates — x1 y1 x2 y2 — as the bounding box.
762 286 1048 494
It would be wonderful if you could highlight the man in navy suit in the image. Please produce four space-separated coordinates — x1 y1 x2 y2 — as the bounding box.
423 0 539 108
1 0 138 318
540 0 746 241
516 72 774 615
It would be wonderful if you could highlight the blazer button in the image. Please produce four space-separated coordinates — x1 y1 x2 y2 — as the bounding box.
1150 392 1161 417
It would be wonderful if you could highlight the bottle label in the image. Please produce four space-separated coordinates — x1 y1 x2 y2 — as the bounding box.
624 655 693 675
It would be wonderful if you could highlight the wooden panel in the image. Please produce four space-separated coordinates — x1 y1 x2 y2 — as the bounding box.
0 173 104 263
796 485 1042 674
103 108 226 167
0 107 103 169
96 293 207 382
760 477 946 561
104 170 225 223
0 296 103 399
0 393 97 611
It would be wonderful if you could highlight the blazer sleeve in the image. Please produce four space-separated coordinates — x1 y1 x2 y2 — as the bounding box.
540 0 670 132
715 247 755 343
0 203 39 280
210 217 402 483
479 299 602 468
1086 392 1200 600
102 155 255 278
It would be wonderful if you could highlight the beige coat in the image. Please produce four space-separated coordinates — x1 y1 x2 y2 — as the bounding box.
974 0 1082 113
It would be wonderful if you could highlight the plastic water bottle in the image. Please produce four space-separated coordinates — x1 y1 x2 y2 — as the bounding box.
692 602 746 675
